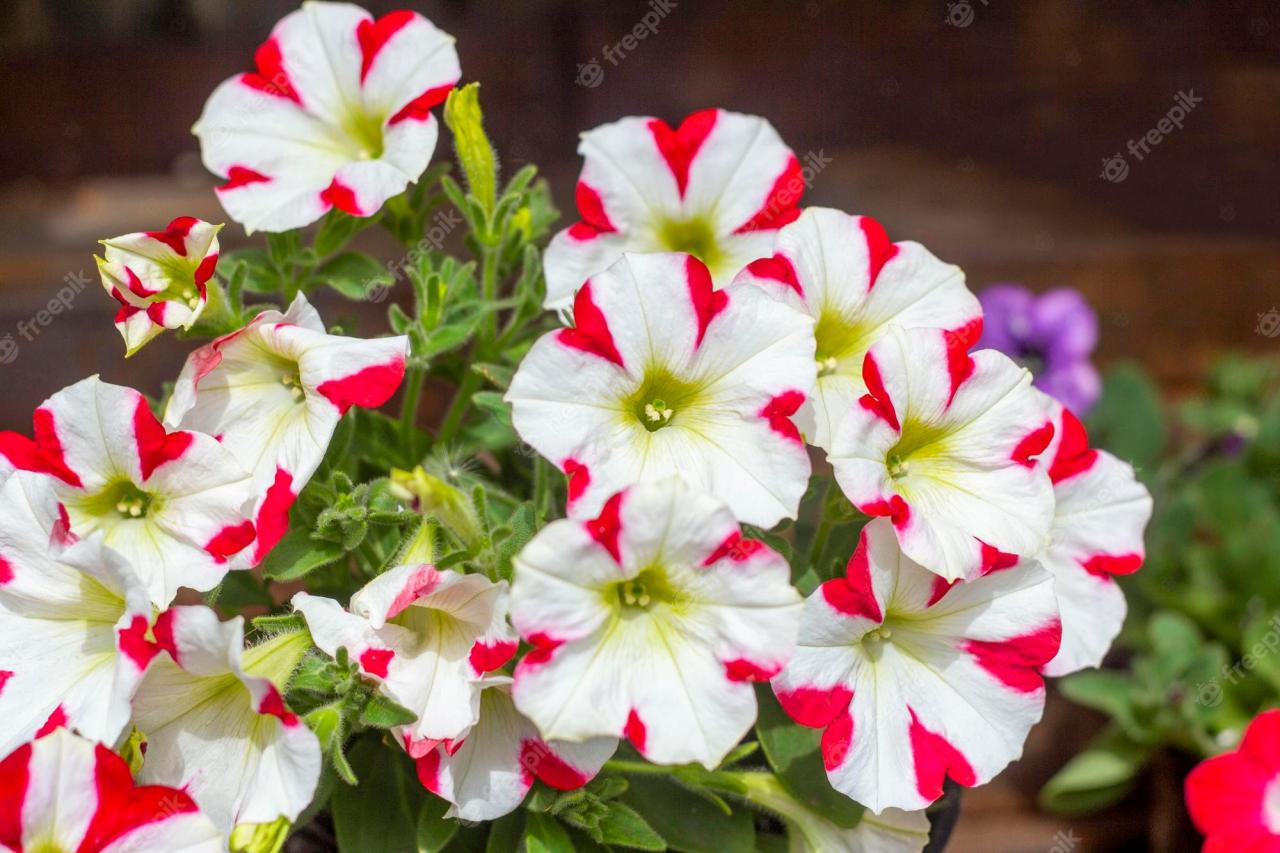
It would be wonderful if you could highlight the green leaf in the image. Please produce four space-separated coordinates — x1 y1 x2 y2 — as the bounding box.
523 812 575 853
443 84 498 217
314 209 372 257
1058 670 1134 722
315 251 394 301
222 248 282 294
359 694 419 730
754 685 863 828
259 528 346 581
416 792 459 853
1087 363 1166 475
1039 726 1152 815
485 812 525 853
472 391 513 429
621 774 753 853
598 801 665 851
332 736 429 853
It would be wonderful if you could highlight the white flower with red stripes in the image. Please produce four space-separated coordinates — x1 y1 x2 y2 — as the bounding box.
542 109 803 310
195 1 460 232
165 293 408 565
413 676 616 821
506 252 816 529
96 217 222 356
0 728 222 853
0 377 256 607
293 563 517 748
828 325 1056 583
510 478 804 769
0 472 158 758
733 208 981 450
771 518 1061 813
1027 395 1152 676
130 605 320 836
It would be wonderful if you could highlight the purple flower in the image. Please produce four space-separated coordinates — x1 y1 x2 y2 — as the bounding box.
977 284 1101 415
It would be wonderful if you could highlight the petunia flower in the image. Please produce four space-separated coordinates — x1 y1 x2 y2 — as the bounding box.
0 376 256 607
771 519 1061 813
510 478 804 769
96 217 222 356
828 325 1056 582
194 1 460 233
542 109 803 310
0 471 158 757
0 728 223 853
1185 709 1280 853
977 284 1101 415
413 676 616 821
506 252 816 529
1032 394 1152 676
165 293 408 564
734 208 981 450
293 563 517 747
130 605 320 837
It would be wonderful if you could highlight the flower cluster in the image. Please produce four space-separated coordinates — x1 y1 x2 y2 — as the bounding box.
0 1 1157 850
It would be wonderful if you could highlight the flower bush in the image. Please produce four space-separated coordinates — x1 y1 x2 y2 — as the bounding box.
0 3 1157 851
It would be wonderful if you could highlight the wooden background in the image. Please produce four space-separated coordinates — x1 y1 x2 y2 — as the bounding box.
1 1 1278 849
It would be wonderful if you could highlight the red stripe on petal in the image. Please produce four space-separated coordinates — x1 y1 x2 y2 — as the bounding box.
944 329 975 407
760 390 805 444
926 576 959 607
205 521 256 564
117 614 160 671
32 409 84 487
821 535 884 622
703 531 764 565
625 709 648 754
359 647 394 678
77 743 199 853
586 492 624 563
316 356 407 415
648 109 718 198
563 458 591 509
389 83 455 125
153 609 180 663
253 468 296 564
1011 421 1055 468
978 540 1020 575
687 255 727 348
0 742 29 848
519 632 564 670
909 708 976 803
356 10 415 82
858 217 900 287
724 658 781 682
821 710 854 771
1048 409 1098 484
242 37 300 103
1082 552 1144 578
320 178 364 216
415 749 442 793
522 739 592 791
774 684 853 729
145 216 197 257
133 397 194 481
469 640 517 674
386 565 442 621
36 705 67 738
146 302 168 326
220 165 271 191
0 671 11 693
948 316 984 350
859 353 900 432
964 621 1061 693
735 155 805 234
0 431 43 476
125 267 159 298
574 182 618 234
0 556 11 586
558 282 624 367
257 683 299 726
744 254 803 296
859 495 911 530
194 253 219 289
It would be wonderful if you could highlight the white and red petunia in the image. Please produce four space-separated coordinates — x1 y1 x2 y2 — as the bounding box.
96 217 222 356
293 563 517 747
733 208 981 450
130 605 320 836
542 109 803 310
1029 395 1152 676
1185 709 1280 853
413 676 615 821
0 728 222 853
510 478 804 769
0 377 256 607
0 472 158 757
771 519 1060 813
195 1 460 232
165 293 408 565
828 325 1056 583
506 252 816 529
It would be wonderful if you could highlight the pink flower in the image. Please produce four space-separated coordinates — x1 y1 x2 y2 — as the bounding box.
1186 710 1280 853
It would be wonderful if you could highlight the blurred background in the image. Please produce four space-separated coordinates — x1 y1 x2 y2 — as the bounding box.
1 1 1278 849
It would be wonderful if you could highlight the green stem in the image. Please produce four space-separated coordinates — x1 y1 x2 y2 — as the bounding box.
437 370 483 446
399 363 426 441
603 759 675 777
480 244 500 343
